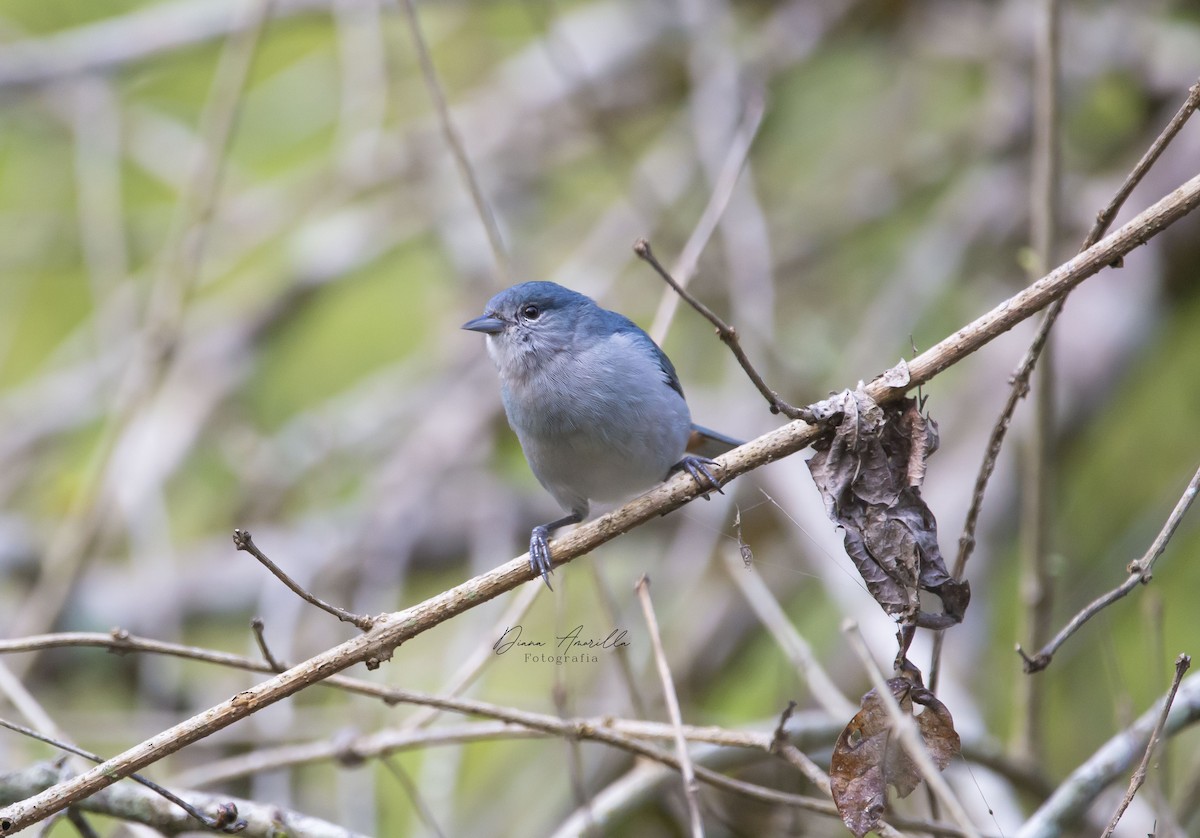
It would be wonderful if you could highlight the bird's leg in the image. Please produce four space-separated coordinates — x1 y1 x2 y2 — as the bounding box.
529 511 583 589
672 456 726 499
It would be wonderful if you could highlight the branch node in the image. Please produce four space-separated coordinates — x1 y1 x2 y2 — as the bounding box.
107 628 133 655
1016 643 1051 674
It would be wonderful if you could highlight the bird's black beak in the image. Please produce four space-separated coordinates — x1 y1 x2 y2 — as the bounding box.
461 314 506 335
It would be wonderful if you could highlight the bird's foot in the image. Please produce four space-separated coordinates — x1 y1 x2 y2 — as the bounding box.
529 526 555 589
674 455 725 499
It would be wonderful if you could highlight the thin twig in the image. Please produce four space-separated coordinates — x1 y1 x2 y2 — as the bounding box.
380 758 448 838
0 718 245 833
1102 654 1192 837
1018 462 1200 672
394 0 508 282
1087 79 1200 247
952 77 1200 584
1018 672 1200 838
931 74 1200 697
249 618 284 672
769 701 796 754
401 581 541 731
1011 0 1061 768
0 628 839 752
554 581 597 837
648 93 766 343
721 547 857 720
232 529 374 630
148 0 275 333
635 238 802 419
6 173 1200 831
635 575 704 838
843 621 981 838
768 701 836 795
63 808 99 838
587 563 648 719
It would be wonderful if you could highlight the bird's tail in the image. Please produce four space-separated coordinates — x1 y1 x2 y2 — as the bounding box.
687 423 743 458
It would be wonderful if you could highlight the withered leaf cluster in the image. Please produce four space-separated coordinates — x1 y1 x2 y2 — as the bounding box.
806 388 970 629
830 676 961 837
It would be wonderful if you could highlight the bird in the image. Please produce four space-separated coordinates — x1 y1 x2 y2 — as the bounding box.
463 281 740 587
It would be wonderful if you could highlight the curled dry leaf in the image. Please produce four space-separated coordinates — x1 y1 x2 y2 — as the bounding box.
830 676 961 838
805 389 970 628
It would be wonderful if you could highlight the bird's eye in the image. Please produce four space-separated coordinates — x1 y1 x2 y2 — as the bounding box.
521 304 541 320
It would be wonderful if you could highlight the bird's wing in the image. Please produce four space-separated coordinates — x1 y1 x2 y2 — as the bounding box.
605 313 685 398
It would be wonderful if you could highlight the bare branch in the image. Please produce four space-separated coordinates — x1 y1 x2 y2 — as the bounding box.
379 758 449 838
953 77 1200 582
249 618 284 672
233 529 374 630
0 763 362 838
4 169 1200 832
721 547 856 720
1017 672 1200 838
648 93 765 344
0 0 335 90
394 0 508 282
1010 0 1062 769
6 0 276 668
1018 462 1200 672
768 701 839 800
64 808 100 838
1102 654 1192 837
635 238 802 419
635 575 704 837
0 719 245 833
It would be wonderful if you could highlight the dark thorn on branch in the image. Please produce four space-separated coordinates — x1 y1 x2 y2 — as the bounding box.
770 701 798 753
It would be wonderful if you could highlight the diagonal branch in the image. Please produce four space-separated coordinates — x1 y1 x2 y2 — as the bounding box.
1018 462 1200 672
0 718 244 833
1017 671 1200 838
233 529 374 630
394 0 509 281
4 168 1200 833
635 576 704 837
953 78 1200 581
1101 653 1191 837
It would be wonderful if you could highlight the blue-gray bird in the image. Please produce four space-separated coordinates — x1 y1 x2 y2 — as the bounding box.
463 281 740 587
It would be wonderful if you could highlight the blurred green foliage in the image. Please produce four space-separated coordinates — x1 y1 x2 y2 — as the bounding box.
1 1 1199 835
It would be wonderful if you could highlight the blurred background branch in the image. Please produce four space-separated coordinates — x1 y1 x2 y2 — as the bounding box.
0 0 1199 835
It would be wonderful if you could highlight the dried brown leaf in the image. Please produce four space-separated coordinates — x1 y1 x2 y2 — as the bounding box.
829 677 961 837
806 390 969 628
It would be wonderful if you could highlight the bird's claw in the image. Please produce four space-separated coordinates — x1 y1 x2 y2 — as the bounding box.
529 526 555 589
677 455 725 499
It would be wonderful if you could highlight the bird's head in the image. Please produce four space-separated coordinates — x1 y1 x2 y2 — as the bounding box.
462 281 595 378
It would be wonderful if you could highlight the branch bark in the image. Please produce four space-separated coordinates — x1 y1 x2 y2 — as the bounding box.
0 763 363 838
3 168 1200 833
